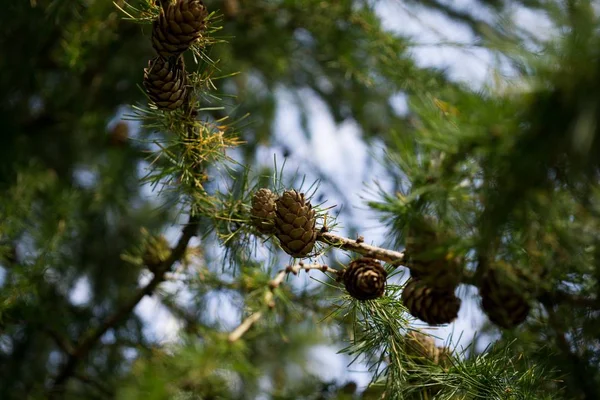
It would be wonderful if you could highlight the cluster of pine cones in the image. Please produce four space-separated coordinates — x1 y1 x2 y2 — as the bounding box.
251 189 389 301
401 217 530 329
143 0 209 111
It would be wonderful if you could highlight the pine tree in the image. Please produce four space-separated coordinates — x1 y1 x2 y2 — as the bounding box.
1 1 599 399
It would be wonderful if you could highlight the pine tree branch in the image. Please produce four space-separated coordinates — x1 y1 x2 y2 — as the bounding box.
227 262 340 342
45 327 74 355
49 214 199 395
319 231 600 311
317 231 406 266
73 373 114 397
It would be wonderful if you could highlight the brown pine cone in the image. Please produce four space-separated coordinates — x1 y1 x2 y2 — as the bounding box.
152 0 209 58
342 257 387 300
143 56 188 111
479 267 530 329
401 278 461 325
404 330 437 363
250 188 277 234
274 190 317 258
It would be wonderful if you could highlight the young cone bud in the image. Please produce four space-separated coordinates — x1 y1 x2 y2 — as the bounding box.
401 278 461 325
143 235 171 274
342 257 387 300
143 56 188 111
274 190 316 258
152 0 209 58
480 267 530 329
250 188 277 234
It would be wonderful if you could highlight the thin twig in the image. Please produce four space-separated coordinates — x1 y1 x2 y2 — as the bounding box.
45 328 74 355
228 312 264 342
317 231 406 266
227 263 340 342
50 214 199 394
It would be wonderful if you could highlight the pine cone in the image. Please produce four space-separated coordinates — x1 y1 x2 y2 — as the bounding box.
401 278 461 325
108 121 129 147
435 346 452 369
152 0 209 58
342 257 387 300
250 188 277 234
143 56 188 111
274 190 317 258
404 331 437 363
479 267 530 329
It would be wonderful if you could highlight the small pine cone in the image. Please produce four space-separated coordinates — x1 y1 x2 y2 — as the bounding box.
274 190 317 258
342 257 387 300
479 267 530 329
108 121 129 147
143 235 171 273
401 278 461 325
152 0 209 58
404 331 437 363
434 346 452 369
250 188 277 234
143 56 188 111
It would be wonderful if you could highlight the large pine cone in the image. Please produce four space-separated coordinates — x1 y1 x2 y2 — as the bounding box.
401 278 461 325
152 0 209 58
274 190 316 258
250 188 277 234
479 267 530 329
143 56 188 110
342 257 387 300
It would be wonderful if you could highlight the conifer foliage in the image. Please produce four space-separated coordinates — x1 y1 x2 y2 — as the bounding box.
2 0 600 399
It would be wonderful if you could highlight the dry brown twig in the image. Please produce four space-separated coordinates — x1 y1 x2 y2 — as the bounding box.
317 231 406 266
228 262 340 342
